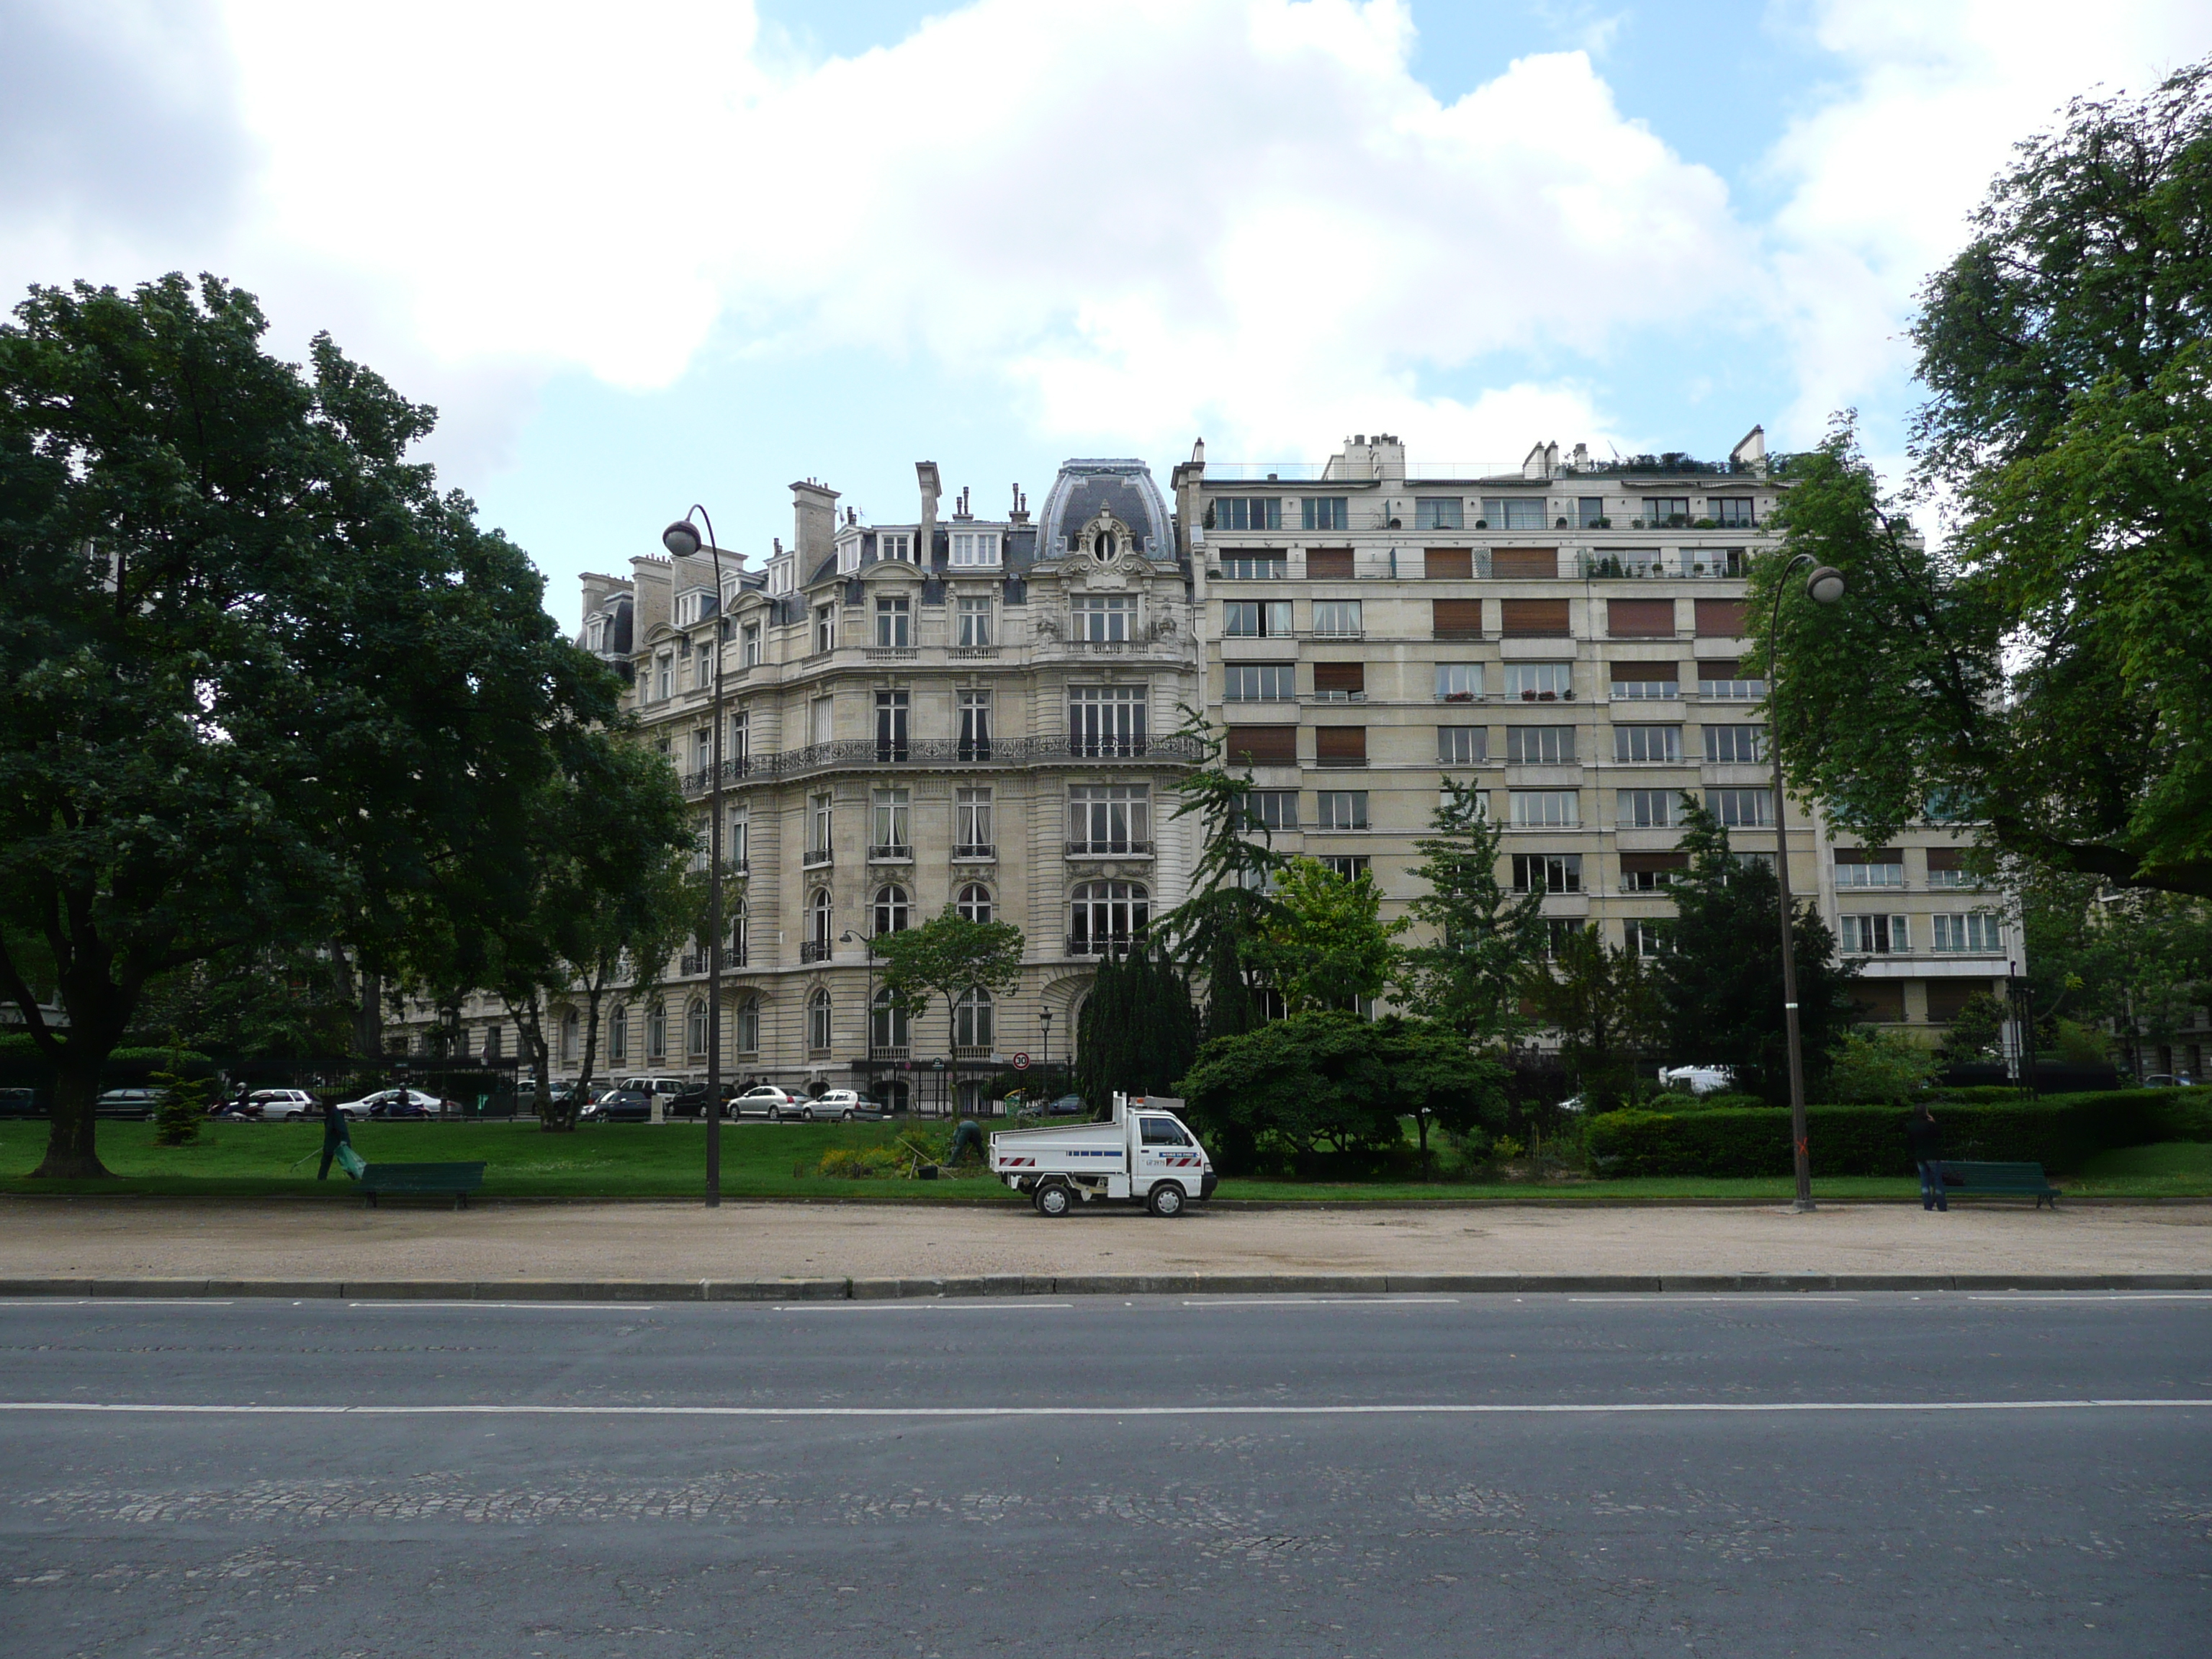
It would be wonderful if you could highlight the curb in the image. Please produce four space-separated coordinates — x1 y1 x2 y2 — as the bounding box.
4 1272 2211 1302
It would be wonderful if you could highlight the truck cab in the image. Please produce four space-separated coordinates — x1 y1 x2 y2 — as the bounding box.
990 1093 1215 1217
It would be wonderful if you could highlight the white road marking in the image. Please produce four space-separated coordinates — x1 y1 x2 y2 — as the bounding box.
0 1399 2204 1419
1181 1297 1460 1307
773 1303 1075 1313
0 1300 238 1308
1966 1294 2212 1303
1568 1296 1861 1303
345 1302 663 1311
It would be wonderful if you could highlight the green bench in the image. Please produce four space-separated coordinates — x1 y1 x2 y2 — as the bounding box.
1937 1160 2062 1209
335 1145 486 1210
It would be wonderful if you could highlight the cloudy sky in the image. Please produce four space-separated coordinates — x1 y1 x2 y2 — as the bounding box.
6 0 2208 623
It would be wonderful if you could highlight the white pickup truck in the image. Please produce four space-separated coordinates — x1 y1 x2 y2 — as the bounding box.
991 1093 1215 1217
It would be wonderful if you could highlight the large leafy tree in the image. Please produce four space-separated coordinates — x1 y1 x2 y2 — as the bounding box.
871 907 1025 1103
1154 708 1288 1040
1658 797 1858 1104
1245 857 1407 1015
1521 925 1664 1114
1754 63 2212 896
1395 779 1547 1043
2019 873 2212 1079
0 274 624 1177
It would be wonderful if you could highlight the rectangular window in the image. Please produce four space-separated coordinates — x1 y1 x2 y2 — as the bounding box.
1437 726 1487 765
1224 724 1298 765
1544 918 1587 958
1933 913 2002 952
1838 914 1910 955
1305 547 1354 578
728 801 748 869
949 531 999 567
1215 496 1283 531
1225 662 1296 701
874 689 909 761
1431 598 1483 639
1223 598 1292 637
1611 667 1681 701
1072 595 1137 642
1834 848 1906 887
1434 663 1483 701
958 689 992 760
1311 599 1362 637
1241 789 1298 832
1220 553 1286 580
1504 662 1574 701
814 605 836 654
1707 788 1773 827
1618 788 1679 828
1619 850 1688 891
1697 657 1766 698
1069 784 1150 853
1500 598 1570 637
692 727 712 776
956 787 992 855
1480 498 1547 530
1512 853 1581 894
1614 724 1682 763
1315 727 1367 768
1695 598 1748 637
871 788 911 855
1509 790 1579 827
808 792 833 856
1506 725 1575 764
1490 548 1557 579
809 695 833 746
1416 498 1465 531
1711 498 1755 526
1313 661 1364 701
1423 547 1473 579
1623 918 1673 958
1302 498 1349 531
1702 724 1766 763
1577 498 1606 529
957 597 993 647
1316 789 1369 830
1642 496 1691 525
741 622 761 666
655 652 674 700
1068 685 1148 757
1607 598 1676 638
877 532 912 562
1926 846 1978 889
1318 854 1370 881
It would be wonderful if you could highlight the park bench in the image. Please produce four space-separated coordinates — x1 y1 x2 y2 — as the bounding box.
1936 1160 2062 1209
334 1144 487 1210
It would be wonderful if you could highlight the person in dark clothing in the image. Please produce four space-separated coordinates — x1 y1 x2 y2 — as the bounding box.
317 1102 353 1180
1905 1102 1946 1212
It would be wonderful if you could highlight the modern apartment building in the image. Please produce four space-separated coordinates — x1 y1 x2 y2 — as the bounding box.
388 428 2024 1086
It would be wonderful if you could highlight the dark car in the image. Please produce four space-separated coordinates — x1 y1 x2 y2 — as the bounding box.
1039 1093 1088 1116
95 1087 161 1119
0 1087 44 1119
583 1087 652 1123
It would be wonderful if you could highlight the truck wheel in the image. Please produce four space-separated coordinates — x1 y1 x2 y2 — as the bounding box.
1035 1182 1073 1218
1147 1182 1185 1218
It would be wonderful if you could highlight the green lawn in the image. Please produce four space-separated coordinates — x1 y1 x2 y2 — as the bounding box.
3 1118 2207 1202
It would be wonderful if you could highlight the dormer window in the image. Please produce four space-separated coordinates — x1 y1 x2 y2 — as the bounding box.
674 588 717 628
950 531 999 567
1092 530 1118 562
839 540 860 575
585 617 605 650
878 533 912 563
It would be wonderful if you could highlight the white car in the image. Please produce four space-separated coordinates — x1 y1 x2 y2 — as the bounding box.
797 1089 883 1122
242 1089 320 1120
329 1088 445 1119
731 1085 800 1120
1658 1064 1735 1097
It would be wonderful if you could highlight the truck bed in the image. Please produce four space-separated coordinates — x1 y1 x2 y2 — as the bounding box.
991 1120 1127 1174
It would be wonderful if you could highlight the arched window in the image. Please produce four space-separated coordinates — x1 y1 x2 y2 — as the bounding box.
645 1002 667 1062
954 987 994 1051
608 1004 629 1065
957 883 992 923
873 884 909 936
734 994 760 1055
810 887 833 951
1092 530 1115 562
871 988 908 1053
686 999 707 1058
807 989 832 1053
1069 880 1148 955
559 1009 579 1064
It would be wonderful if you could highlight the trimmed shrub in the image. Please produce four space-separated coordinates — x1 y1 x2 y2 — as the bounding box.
1586 1088 2209 1178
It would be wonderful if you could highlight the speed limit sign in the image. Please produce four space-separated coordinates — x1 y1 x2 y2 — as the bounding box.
1012 1052 1030 1070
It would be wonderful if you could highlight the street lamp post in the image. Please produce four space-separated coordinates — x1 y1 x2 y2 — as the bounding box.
1039 1007 1053 1094
662 510 729 1209
840 929 878 1103
1766 555 1847 1214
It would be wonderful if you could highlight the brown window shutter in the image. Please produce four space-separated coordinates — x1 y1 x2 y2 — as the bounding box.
1607 598 1675 638
1925 846 1965 872
1833 847 1869 865
1853 982 1907 1022
1501 598 1570 637
1491 548 1557 579
1695 598 1748 637
1619 851 1690 873
1835 847 1904 866
1696 657 1739 679
1424 548 1473 580
1431 598 1483 639
1305 548 1354 579
1315 727 1367 765
1224 725 1297 765
1313 661 1364 694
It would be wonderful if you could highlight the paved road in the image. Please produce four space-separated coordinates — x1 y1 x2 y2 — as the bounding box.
1 1293 2208 1656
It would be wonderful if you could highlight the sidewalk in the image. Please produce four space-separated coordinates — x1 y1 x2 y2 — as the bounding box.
4 1196 2207 1287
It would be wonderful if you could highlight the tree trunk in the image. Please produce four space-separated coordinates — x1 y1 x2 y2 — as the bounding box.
354 966 384 1060
32 1051 114 1180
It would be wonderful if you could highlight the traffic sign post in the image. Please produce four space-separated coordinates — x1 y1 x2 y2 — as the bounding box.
1012 1053 1030 1071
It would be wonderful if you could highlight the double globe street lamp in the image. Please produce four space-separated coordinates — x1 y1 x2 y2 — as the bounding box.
662 510 729 1208
1767 555 1846 1213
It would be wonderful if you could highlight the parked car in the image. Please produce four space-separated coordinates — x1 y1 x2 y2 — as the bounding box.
1658 1065 1734 1097
583 1086 652 1123
799 1089 887 1122
232 1089 321 1120
670 1082 742 1118
95 1087 161 1119
731 1085 801 1120
1038 1093 1088 1117
618 1077 688 1114
331 1088 445 1120
0 1087 45 1118
2141 1074 2197 1089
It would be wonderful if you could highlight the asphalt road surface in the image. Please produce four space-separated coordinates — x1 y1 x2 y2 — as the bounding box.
1 1292 2208 1657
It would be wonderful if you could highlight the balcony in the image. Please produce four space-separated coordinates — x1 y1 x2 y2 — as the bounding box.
949 647 999 660
953 1045 994 1061
802 848 833 868
678 946 749 974
697 733 1206 786
1066 840 1152 858
868 843 914 863
953 843 997 860
866 647 919 662
1066 933 1143 957
800 940 832 963
870 1045 910 1061
1698 679 1766 700
1618 874 1680 893
1579 551 1749 579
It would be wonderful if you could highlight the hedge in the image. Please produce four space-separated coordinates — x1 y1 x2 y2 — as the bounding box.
1586 1088 2212 1178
